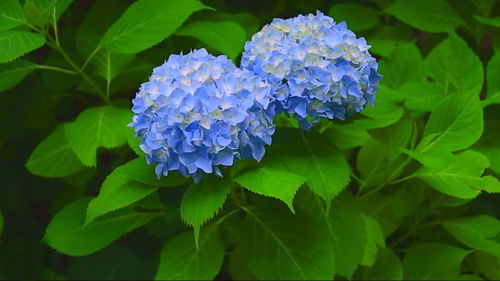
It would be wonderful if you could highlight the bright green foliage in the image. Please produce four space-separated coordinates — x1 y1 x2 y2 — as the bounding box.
0 31 45 63
402 242 470 280
385 0 462 33
180 175 230 246
234 167 306 212
363 248 403 280
443 215 500 257
155 227 225 280
0 0 26 30
0 59 35 92
474 118 500 174
44 198 156 256
361 215 385 267
378 42 423 89
416 150 500 198
26 125 84 178
421 91 483 154
93 50 135 81
176 21 246 61
99 0 210 54
425 32 483 94
64 106 131 166
328 3 379 31
484 52 500 106
399 81 445 112
240 201 336 280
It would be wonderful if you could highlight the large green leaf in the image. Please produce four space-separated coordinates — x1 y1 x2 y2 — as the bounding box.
234 166 305 212
474 118 500 174
0 0 26 30
425 32 483 94
99 0 209 54
282 136 351 205
399 81 445 112
0 31 45 63
240 201 336 280
385 0 462 33
44 198 156 256
176 21 246 61
26 125 84 178
360 215 385 267
0 59 35 92
328 3 379 31
378 42 423 89
471 251 500 281
64 106 131 166
484 52 500 106
416 150 500 199
363 248 403 280
155 226 224 280
443 215 500 257
474 15 500 27
403 242 469 280
180 175 230 246
420 91 483 154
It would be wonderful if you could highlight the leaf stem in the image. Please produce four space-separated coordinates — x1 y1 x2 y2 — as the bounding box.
81 45 101 72
35 64 77 75
52 6 60 46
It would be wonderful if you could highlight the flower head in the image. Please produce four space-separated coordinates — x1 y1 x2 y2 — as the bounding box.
130 49 275 181
241 11 382 129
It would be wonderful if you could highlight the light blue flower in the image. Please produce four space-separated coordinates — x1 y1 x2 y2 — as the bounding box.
241 11 382 129
130 49 275 181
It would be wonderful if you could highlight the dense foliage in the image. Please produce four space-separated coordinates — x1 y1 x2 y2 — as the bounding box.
1 0 500 280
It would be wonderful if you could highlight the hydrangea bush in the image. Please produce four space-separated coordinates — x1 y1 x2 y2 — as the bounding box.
2 0 500 280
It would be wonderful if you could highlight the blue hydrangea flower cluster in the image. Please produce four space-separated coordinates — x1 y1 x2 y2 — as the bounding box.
130 49 275 181
241 11 382 129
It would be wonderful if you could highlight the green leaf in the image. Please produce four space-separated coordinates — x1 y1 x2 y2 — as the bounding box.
323 123 369 150
471 251 500 281
180 175 230 246
443 215 500 257
0 59 35 92
361 215 385 267
0 0 26 30
176 21 246 61
416 150 500 199
44 198 155 256
425 32 483 94
235 166 305 212
155 226 224 280
363 248 403 280
367 25 413 57
328 3 380 31
240 200 336 280
283 136 351 205
399 81 445 112
474 14 500 27
403 242 470 280
484 52 500 106
26 125 84 178
100 0 210 54
125 125 144 156
30 0 74 24
378 42 423 89
474 118 500 174
0 31 45 63
385 0 462 33
420 91 483 154
93 50 135 81
64 106 131 166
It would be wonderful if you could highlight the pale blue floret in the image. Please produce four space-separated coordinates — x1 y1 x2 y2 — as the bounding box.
130 49 275 182
241 11 382 129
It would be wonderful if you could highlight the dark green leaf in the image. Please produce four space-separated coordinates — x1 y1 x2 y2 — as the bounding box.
176 21 246 61
100 0 210 54
385 0 462 33
44 198 155 256
364 248 403 280
180 175 230 245
0 31 45 63
0 0 26 30
328 3 380 31
403 242 470 280
361 215 385 267
235 166 305 212
471 251 500 280
0 59 35 92
474 14 500 27
425 32 483 94
64 106 131 166
155 226 224 280
240 201 336 280
443 215 500 257
26 125 84 178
